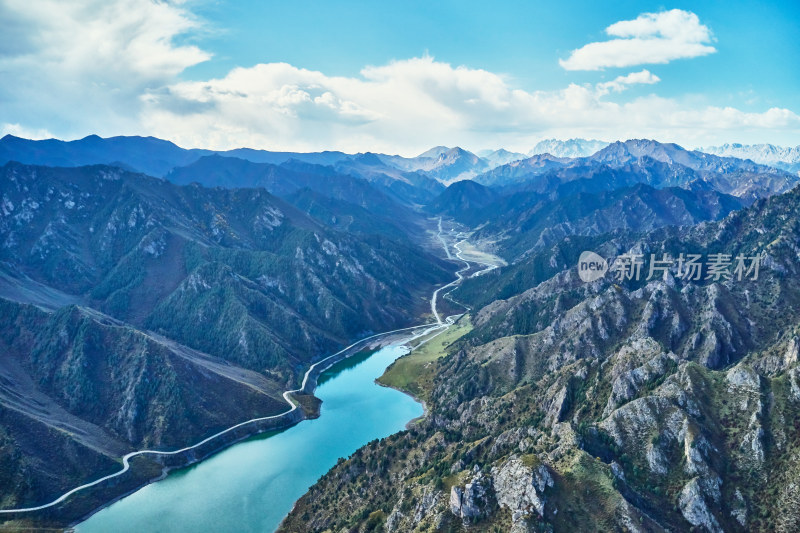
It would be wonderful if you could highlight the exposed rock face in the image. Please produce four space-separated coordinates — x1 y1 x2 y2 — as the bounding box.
679 477 723 533
726 363 761 390
543 384 570 426
730 488 748 527
449 466 493 522
413 486 442 525
446 456 554 530
492 456 553 522
449 487 464 516
604 350 670 416
281 176 800 533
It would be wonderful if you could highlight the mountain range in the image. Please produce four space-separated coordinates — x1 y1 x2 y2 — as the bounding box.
2 134 800 531
5 135 798 192
281 148 800 533
529 138 610 158
701 143 800 174
0 160 450 520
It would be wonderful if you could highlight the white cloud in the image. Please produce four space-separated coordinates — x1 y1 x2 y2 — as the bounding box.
1 3 797 154
0 0 209 135
140 57 532 153
1 123 53 140
560 9 716 71
596 69 661 96
138 56 799 154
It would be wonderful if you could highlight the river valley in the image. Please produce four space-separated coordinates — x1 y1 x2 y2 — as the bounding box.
76 345 423 532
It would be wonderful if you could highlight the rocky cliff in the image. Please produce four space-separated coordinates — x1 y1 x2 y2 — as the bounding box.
281 185 800 532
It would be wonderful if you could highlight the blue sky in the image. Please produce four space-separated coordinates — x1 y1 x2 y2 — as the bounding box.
185 0 799 110
1 0 798 153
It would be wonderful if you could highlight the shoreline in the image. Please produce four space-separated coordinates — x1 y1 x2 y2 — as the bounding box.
1 216 478 529
375 379 429 429
375 311 475 431
64 323 443 528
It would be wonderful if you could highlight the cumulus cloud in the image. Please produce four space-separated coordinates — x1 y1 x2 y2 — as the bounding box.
560 9 716 71
140 57 534 153
0 0 209 135
1 3 797 153
596 69 661 96
138 56 799 154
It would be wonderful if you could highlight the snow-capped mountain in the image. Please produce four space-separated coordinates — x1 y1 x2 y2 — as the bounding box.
528 138 609 158
474 139 799 200
423 147 488 183
380 146 488 183
476 148 527 168
700 143 800 173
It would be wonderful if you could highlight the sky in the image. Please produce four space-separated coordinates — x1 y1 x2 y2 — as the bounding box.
1 0 798 155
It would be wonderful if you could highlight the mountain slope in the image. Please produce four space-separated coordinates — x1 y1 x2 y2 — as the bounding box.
0 162 450 380
424 180 500 218
473 153 573 187
0 297 288 511
284 188 409 240
330 154 446 204
475 140 799 201
701 143 800 174
468 183 746 262
281 184 800 532
529 138 609 158
423 147 489 183
165 155 425 239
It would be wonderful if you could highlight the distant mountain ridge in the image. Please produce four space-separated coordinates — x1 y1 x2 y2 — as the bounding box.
164 154 426 236
7 134 797 192
529 138 609 158
379 146 489 184
476 148 528 168
474 153 574 187
0 134 352 178
701 142 800 173
0 135 490 188
473 139 799 201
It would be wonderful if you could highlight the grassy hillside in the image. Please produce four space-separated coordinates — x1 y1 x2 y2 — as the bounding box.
379 316 473 402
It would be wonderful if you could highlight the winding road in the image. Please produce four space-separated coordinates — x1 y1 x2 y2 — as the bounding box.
420 218 498 348
429 217 498 323
0 216 497 515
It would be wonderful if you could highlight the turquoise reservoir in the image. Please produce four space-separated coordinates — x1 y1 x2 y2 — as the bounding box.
76 344 422 533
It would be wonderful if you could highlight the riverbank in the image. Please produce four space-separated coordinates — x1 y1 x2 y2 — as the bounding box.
77 343 426 533
0 320 444 530
68 324 441 527
0 217 482 530
377 314 473 403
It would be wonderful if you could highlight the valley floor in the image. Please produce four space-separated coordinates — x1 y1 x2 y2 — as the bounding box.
0 216 494 531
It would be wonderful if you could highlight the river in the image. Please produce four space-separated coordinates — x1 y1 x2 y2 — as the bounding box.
76 344 423 533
